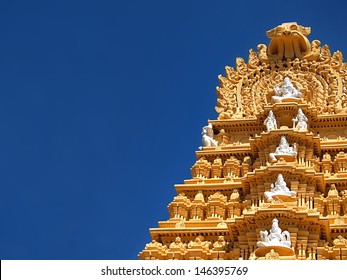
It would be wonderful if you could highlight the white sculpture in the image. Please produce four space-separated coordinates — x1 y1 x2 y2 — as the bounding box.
201 123 218 147
264 110 278 132
264 174 296 201
269 136 297 162
257 218 291 248
293 108 308 131
272 77 302 102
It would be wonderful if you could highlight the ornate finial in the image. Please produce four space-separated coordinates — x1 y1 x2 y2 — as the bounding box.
265 22 318 61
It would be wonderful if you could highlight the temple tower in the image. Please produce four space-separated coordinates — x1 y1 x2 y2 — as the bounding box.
139 22 347 260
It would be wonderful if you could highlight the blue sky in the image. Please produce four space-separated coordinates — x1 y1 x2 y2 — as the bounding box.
1 0 347 260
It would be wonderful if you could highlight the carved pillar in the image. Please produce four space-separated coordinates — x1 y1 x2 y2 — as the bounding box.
298 146 306 165
241 156 252 176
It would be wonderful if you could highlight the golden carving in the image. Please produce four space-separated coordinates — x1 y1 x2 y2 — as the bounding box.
266 22 311 61
188 237 211 250
215 22 347 119
333 235 347 246
169 237 186 249
265 249 280 260
212 236 227 251
139 23 347 261
191 157 211 178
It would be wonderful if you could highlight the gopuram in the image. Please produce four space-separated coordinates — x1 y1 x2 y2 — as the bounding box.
139 22 347 260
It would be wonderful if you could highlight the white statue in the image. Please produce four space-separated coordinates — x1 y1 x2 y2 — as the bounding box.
293 108 308 131
264 110 277 132
269 136 297 162
272 77 302 102
201 123 218 147
264 174 296 201
257 218 291 248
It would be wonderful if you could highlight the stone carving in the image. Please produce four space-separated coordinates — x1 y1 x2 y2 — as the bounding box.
140 23 347 261
188 237 211 249
264 110 278 132
264 174 296 201
201 123 218 147
266 22 311 61
269 135 297 162
272 77 302 103
303 40 321 61
169 237 186 249
293 108 308 131
191 158 211 178
334 218 344 225
323 152 331 160
145 240 167 250
257 218 291 248
248 49 260 68
194 190 205 202
257 44 269 63
327 184 339 197
229 189 240 201
175 222 185 228
140 240 168 259
215 23 347 118
333 235 347 246
265 249 280 260
213 236 226 250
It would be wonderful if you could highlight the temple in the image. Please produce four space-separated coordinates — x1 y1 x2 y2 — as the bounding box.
139 22 347 260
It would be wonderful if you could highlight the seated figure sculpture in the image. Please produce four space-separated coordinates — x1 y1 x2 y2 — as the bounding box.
264 110 278 132
201 123 218 148
272 77 302 102
257 218 291 248
269 136 297 162
293 108 308 131
264 174 296 201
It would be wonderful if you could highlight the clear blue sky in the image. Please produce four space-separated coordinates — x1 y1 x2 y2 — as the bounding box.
0 0 347 260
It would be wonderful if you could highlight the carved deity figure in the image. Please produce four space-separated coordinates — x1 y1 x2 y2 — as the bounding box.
229 189 240 201
213 236 226 250
188 237 211 250
269 136 297 162
257 218 291 248
169 237 186 249
264 174 296 201
327 184 339 197
323 152 331 160
201 123 218 147
272 77 302 102
333 235 347 246
264 110 278 132
293 108 308 131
